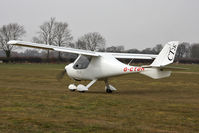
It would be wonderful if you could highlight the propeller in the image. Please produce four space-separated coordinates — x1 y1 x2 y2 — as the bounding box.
56 69 66 81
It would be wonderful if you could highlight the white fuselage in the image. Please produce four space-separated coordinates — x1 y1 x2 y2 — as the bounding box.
65 53 144 80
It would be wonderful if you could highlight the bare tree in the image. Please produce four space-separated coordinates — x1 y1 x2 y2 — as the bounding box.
24 49 40 57
126 48 140 53
68 42 75 48
76 39 87 50
77 32 106 51
54 22 73 59
176 42 191 58
32 36 44 44
141 48 153 54
116 45 124 52
191 43 199 58
106 45 124 52
0 23 26 58
33 17 56 59
106 46 117 52
152 44 163 54
33 18 73 60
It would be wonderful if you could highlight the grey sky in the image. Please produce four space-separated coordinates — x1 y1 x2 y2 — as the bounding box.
0 0 199 50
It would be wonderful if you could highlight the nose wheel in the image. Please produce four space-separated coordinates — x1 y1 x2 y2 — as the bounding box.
68 79 97 92
68 84 76 91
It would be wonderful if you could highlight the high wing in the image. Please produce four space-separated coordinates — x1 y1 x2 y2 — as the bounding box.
7 40 99 57
107 53 157 59
8 40 157 60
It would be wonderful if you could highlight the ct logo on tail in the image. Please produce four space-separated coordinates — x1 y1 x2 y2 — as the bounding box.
168 44 177 61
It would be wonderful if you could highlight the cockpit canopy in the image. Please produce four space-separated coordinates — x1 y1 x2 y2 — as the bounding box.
73 55 92 69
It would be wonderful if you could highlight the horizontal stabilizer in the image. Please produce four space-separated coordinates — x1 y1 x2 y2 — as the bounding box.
140 68 171 79
159 66 188 71
142 65 188 71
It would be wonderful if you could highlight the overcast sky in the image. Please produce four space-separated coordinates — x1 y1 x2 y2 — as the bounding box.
0 0 199 50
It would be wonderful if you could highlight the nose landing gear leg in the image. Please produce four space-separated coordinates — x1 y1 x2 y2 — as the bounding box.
77 79 97 92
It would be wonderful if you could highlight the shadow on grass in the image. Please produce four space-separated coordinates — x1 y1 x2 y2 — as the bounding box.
85 88 175 95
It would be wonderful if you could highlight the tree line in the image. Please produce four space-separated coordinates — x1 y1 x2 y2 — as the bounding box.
0 17 199 62
0 17 106 59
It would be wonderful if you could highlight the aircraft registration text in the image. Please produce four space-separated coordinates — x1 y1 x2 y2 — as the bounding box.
123 67 144 72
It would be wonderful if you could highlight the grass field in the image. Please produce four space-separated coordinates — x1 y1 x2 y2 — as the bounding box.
0 63 199 133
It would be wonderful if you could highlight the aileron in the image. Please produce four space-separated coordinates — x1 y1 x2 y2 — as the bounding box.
110 53 157 60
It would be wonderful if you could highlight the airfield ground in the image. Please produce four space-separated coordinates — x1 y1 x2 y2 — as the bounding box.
0 63 199 133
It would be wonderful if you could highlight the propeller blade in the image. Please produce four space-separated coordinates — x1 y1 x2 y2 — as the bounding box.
56 70 66 80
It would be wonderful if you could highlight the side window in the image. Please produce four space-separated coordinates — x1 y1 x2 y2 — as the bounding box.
73 55 92 69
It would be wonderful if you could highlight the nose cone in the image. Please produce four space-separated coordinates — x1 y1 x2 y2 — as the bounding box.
65 63 73 76
65 64 69 75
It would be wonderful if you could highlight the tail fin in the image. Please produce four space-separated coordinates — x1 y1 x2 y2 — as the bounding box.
140 41 179 79
150 41 179 67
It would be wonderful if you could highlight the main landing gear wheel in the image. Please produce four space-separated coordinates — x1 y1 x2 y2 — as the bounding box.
106 88 112 93
68 84 76 92
104 79 117 93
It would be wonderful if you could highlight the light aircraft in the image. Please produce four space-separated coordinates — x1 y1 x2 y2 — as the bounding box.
8 40 180 93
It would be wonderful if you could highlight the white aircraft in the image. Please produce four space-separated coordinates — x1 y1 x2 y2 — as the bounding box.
8 40 179 93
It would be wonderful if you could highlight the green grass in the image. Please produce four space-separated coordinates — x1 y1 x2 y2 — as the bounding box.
0 63 199 133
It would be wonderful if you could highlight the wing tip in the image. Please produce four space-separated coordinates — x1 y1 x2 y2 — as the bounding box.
7 40 19 45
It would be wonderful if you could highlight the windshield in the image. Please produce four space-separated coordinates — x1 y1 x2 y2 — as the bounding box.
73 55 92 69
